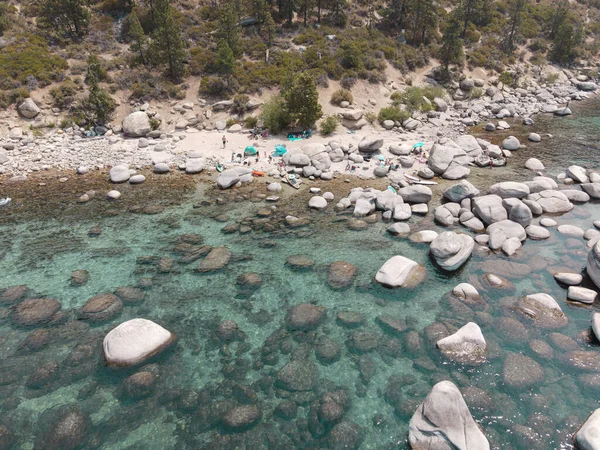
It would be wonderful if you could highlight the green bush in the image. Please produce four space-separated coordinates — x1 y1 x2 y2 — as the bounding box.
340 75 356 89
232 94 250 115
498 71 514 87
50 78 80 109
378 106 410 124
244 116 258 129
330 88 353 105
261 95 290 134
149 118 160 130
198 76 228 97
545 73 560 84
392 86 446 112
470 87 484 99
364 112 377 124
0 88 29 109
225 118 238 127
319 115 339 135
0 34 68 89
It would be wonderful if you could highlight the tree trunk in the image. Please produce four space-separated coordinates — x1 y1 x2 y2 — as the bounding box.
317 0 321 23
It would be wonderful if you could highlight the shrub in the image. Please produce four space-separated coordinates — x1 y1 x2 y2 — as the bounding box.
261 95 290 134
330 88 353 105
149 118 160 130
378 106 410 124
319 115 339 135
50 78 80 109
340 75 356 89
364 112 377 124
545 73 560 84
244 116 258 129
198 76 228 97
0 88 30 109
225 118 238 128
0 34 68 89
470 87 484 99
498 71 514 87
232 94 250 115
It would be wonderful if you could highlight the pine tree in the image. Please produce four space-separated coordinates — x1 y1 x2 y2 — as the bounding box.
81 54 115 126
406 0 437 45
283 72 323 128
264 11 276 47
152 0 186 82
218 0 242 57
549 0 569 40
502 0 525 54
300 0 314 26
440 16 463 74
38 0 91 39
325 0 347 27
253 0 267 32
550 21 578 66
216 40 236 87
128 11 148 66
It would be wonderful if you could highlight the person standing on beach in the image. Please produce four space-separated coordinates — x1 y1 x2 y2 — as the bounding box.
222 135 227 148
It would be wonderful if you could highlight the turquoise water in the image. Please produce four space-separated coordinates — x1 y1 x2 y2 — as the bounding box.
1 102 600 449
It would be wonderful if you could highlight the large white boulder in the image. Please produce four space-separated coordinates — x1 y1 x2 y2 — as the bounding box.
375 255 426 288
573 409 600 450
308 196 327 210
103 318 175 367
489 182 530 199
409 381 490 450
427 144 470 177
109 164 131 183
530 190 573 214
217 167 252 189
455 135 482 158
398 185 433 204
437 322 486 364
185 158 205 174
122 111 151 137
472 195 507 225
430 232 474 271
18 98 41 119
358 135 384 153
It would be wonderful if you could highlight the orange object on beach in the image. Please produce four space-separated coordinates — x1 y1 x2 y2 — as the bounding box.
251 170 265 177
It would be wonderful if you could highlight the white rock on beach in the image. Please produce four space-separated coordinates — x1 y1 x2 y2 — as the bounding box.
443 180 480 203
525 158 545 171
110 164 131 183
103 318 175 367
107 190 121 200
408 381 490 450
554 272 582 285
375 255 426 288
489 182 530 199
453 283 481 301
502 136 520 150
18 98 41 119
308 196 327 210
122 111 152 137
592 313 600 341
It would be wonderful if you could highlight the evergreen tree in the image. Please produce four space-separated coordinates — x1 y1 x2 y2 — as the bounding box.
386 0 408 30
216 40 236 87
152 0 186 81
128 11 148 66
502 0 525 54
549 0 569 40
406 0 437 45
283 72 323 128
253 0 268 32
550 21 578 66
80 54 115 126
325 0 347 27
218 0 242 56
440 16 463 74
264 11 276 46
299 0 314 26
38 0 91 39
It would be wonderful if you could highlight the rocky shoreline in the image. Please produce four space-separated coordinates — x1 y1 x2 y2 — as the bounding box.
0 71 597 184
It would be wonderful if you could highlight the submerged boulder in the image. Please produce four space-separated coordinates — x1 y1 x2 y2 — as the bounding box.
375 256 427 288
103 318 175 367
437 322 487 364
408 381 490 450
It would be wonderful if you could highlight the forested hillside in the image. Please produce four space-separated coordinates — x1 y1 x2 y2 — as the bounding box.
0 0 597 129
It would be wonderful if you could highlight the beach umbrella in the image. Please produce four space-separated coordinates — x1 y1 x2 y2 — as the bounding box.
244 146 257 155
